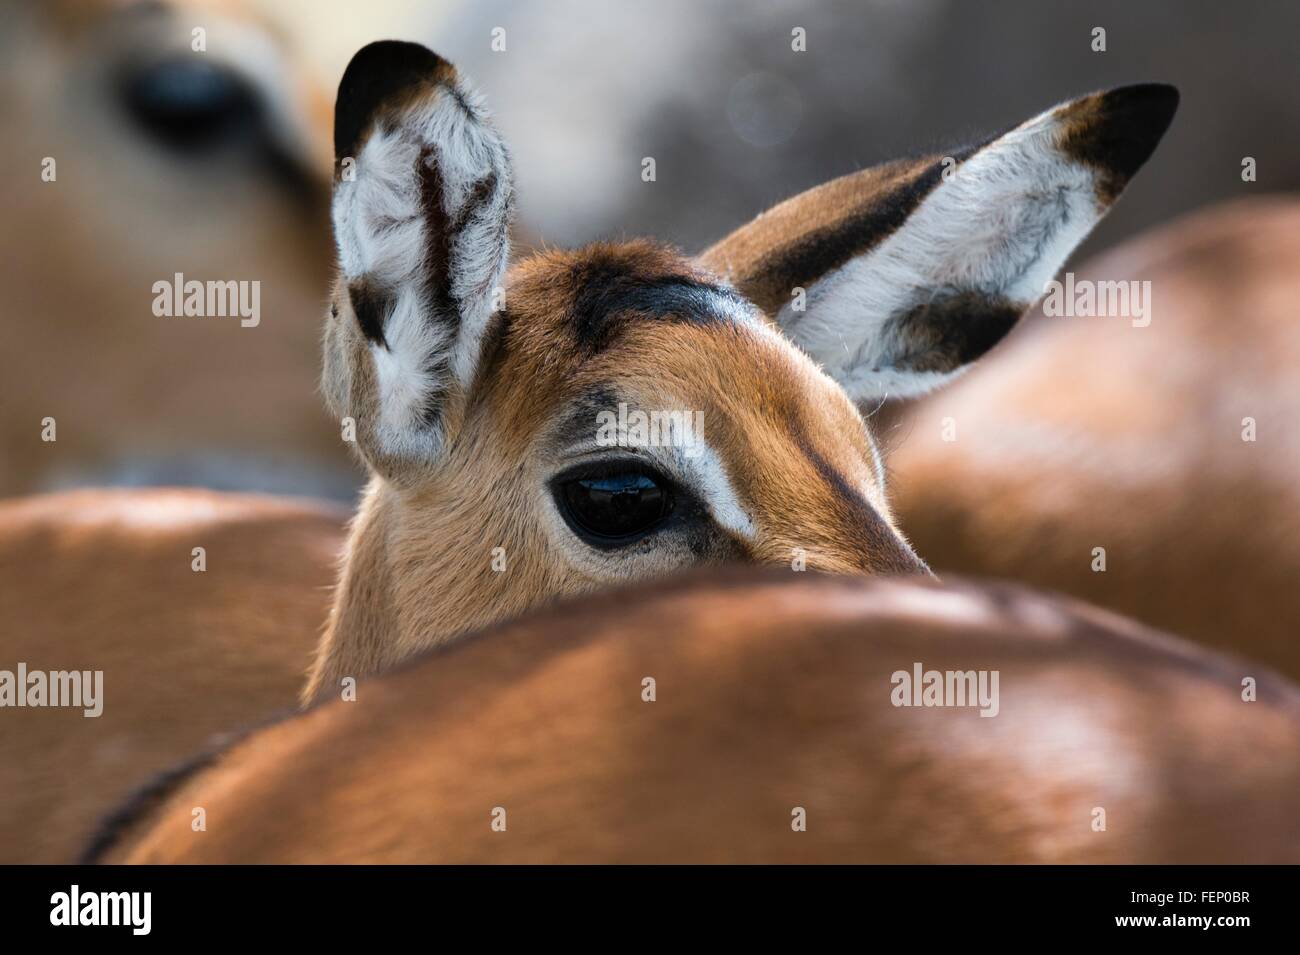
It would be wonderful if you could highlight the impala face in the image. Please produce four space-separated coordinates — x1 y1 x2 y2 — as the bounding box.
495 241 927 582
308 40 1177 696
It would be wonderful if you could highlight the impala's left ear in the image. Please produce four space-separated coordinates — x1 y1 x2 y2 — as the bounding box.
699 84 1178 401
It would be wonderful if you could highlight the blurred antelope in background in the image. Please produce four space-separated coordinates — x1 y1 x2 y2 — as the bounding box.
90 571 1300 864
0 0 353 498
0 487 344 863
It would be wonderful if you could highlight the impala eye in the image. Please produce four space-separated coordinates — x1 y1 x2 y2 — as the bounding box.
554 468 674 546
119 56 262 153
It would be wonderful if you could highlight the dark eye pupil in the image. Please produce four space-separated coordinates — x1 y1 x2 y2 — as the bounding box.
120 58 260 152
561 473 670 541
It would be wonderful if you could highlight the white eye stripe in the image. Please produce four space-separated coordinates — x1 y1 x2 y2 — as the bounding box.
556 431 757 542
668 440 757 541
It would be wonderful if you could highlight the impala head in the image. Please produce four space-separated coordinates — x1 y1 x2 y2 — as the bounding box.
1 0 339 496
313 41 1177 694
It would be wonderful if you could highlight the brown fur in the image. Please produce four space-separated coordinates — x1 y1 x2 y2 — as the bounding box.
97 571 1300 863
890 197 1300 678
0 488 345 862
307 71 1177 701
698 155 945 316
308 240 928 700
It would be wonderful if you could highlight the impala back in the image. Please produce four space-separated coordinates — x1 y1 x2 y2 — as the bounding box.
91 571 1300 864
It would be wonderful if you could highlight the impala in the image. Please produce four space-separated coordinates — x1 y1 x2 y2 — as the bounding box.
0 0 348 498
0 488 344 864
1 39 1181 861
304 40 1178 700
88 571 1300 864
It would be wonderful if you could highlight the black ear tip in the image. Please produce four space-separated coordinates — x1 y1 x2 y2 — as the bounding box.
1103 82 1180 129
342 40 449 86
1061 82 1180 194
334 40 453 160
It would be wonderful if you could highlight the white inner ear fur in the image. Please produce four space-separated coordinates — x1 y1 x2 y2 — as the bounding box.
778 102 1105 402
331 79 511 461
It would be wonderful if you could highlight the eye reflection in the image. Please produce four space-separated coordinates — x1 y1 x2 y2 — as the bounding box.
557 470 673 544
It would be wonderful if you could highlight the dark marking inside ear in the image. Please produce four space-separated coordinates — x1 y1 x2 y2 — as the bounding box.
412 151 502 428
418 355 451 428
334 40 454 161
888 291 1022 373
348 277 394 348
568 255 751 354
418 149 502 329
737 144 985 316
1058 83 1179 203
442 81 479 124
418 155 457 323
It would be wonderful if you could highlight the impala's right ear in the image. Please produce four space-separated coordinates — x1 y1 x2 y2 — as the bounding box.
323 41 513 480
700 84 1178 404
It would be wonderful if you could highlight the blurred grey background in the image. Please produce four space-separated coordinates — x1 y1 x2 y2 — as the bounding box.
436 0 1296 256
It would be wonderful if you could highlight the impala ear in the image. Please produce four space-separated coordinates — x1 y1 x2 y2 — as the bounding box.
699 84 1178 402
323 41 513 479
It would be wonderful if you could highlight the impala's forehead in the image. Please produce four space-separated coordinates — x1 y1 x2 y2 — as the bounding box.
495 242 916 572
504 241 881 477
505 240 756 346
573 322 888 517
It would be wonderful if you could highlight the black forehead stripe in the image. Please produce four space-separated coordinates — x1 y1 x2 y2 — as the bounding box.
569 264 750 353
